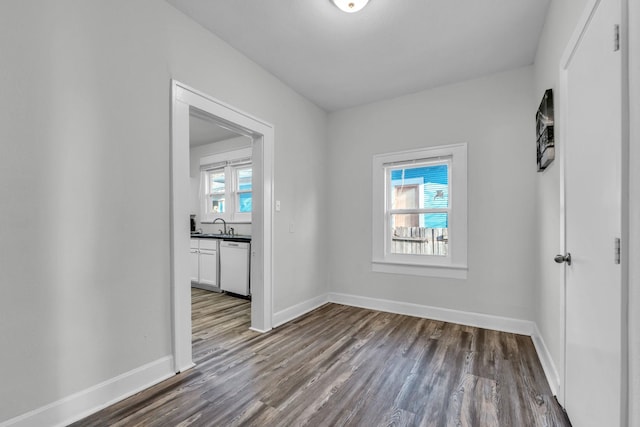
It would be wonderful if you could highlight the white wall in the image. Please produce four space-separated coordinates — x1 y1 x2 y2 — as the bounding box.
326 67 537 320
190 136 252 179
531 0 592 399
628 0 639 423
0 0 327 423
189 136 253 235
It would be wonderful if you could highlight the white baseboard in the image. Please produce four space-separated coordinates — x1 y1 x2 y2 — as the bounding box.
531 323 561 396
0 356 175 427
249 327 271 334
273 293 329 328
328 292 534 335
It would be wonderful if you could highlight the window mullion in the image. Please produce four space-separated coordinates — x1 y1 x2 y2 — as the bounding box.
226 165 234 220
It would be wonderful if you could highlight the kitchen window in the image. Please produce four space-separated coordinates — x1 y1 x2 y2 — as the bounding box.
205 169 226 214
372 143 467 278
200 148 252 223
235 166 252 214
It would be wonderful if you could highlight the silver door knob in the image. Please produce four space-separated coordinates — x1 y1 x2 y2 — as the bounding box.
554 253 571 265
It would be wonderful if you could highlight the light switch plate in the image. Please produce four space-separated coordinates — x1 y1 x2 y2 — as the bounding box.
275 200 281 211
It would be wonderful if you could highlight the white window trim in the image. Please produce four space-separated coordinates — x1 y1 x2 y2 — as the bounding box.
372 143 468 279
200 147 252 223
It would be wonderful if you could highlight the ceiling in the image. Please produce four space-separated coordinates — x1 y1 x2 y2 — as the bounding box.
167 0 550 112
189 113 241 147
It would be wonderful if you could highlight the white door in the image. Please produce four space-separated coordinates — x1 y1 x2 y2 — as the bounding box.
562 0 623 425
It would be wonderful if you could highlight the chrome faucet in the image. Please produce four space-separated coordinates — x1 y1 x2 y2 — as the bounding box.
212 218 227 235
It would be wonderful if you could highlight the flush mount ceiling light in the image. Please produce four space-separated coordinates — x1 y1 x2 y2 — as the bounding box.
331 0 369 13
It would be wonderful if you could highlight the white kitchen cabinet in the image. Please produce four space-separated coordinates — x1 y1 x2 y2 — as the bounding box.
198 239 218 287
191 238 219 290
190 239 199 283
220 241 250 296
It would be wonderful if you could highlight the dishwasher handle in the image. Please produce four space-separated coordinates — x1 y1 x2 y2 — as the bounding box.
221 241 249 249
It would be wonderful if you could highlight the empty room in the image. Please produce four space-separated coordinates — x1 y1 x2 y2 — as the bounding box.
1 1 638 426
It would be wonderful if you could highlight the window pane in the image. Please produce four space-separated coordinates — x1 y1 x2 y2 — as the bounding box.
209 194 225 213
237 168 252 191
392 185 419 209
209 171 225 193
390 164 449 209
238 192 252 213
391 213 448 256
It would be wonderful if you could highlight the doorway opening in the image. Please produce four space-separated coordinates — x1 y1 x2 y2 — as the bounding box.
170 80 274 372
188 108 254 361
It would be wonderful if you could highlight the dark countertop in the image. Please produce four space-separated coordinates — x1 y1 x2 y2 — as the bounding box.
190 233 251 243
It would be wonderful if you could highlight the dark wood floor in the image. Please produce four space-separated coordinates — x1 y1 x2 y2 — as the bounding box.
73 289 571 426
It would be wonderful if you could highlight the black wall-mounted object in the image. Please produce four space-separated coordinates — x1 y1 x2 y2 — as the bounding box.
536 89 555 171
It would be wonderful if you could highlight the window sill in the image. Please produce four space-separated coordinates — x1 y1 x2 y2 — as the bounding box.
371 260 467 279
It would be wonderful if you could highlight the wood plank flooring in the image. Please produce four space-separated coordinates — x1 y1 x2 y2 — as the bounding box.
72 289 571 426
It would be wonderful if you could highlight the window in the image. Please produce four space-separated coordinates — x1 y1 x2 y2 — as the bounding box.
372 143 467 278
235 166 252 214
389 161 450 256
206 169 226 214
200 148 252 223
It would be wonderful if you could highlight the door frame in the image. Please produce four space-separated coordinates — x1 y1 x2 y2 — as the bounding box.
170 80 274 372
557 0 630 419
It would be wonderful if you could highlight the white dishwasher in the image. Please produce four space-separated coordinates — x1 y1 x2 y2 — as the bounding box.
219 241 250 296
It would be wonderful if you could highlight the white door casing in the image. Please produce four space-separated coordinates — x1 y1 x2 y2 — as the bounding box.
170 80 274 372
559 0 627 425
